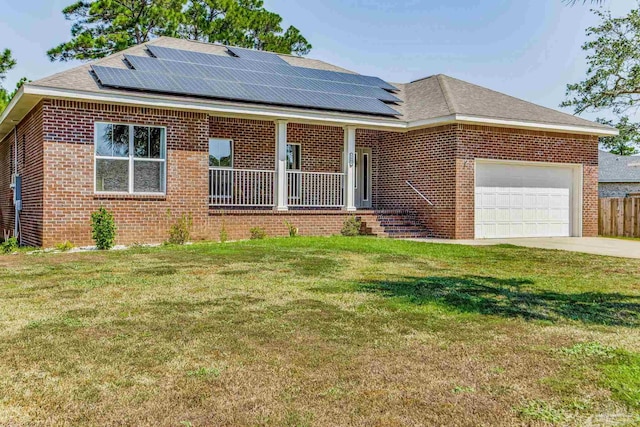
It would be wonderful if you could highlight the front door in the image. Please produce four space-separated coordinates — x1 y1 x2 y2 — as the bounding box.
355 147 372 208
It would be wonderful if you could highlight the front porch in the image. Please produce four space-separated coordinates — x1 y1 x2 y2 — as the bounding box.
208 123 372 211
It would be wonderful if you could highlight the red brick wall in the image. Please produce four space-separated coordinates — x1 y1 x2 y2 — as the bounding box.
287 123 343 173
41 99 210 247
209 117 275 170
208 210 380 240
454 124 599 238
0 102 44 246
376 126 458 238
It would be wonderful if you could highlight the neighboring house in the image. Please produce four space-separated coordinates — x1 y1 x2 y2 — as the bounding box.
599 150 640 198
0 37 617 247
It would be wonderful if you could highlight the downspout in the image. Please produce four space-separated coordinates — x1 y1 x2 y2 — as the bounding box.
13 127 20 244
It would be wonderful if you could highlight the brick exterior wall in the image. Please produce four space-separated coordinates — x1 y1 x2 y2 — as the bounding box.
0 98 600 246
41 99 209 247
0 102 44 246
454 124 599 238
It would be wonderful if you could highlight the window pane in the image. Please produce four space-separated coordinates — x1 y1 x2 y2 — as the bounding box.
96 159 129 192
209 139 232 167
150 127 164 159
96 123 113 156
134 161 164 193
112 125 129 157
286 144 300 170
134 126 149 158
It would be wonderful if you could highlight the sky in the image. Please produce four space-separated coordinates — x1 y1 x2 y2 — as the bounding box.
0 0 634 122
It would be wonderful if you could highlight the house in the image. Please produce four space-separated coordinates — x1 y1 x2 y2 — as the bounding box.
0 37 617 247
599 150 640 198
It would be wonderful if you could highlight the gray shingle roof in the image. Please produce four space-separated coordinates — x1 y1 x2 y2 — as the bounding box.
398 74 611 130
599 150 640 183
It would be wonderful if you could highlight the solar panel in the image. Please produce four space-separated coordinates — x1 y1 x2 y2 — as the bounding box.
226 46 288 64
125 54 401 102
92 65 400 116
147 45 398 91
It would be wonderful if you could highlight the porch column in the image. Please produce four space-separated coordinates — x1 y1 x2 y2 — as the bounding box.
275 120 288 211
343 126 357 211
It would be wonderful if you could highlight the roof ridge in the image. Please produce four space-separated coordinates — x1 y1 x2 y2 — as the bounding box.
436 74 457 114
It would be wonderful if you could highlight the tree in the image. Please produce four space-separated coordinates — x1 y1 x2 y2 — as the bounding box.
50 0 312 61
597 116 640 155
0 49 17 112
562 6 640 154
48 0 184 61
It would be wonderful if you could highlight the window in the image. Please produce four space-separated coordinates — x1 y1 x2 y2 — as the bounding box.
286 143 301 170
95 123 166 194
209 138 233 167
287 143 301 201
209 139 233 200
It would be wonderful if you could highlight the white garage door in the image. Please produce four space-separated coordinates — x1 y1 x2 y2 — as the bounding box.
475 162 575 239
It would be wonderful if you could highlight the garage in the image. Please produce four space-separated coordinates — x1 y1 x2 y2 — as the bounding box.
475 161 582 239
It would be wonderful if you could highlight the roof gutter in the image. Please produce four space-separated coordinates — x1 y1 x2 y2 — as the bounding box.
408 114 618 137
0 84 618 138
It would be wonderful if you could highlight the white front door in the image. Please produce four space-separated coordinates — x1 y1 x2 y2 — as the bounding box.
475 161 578 238
355 147 372 208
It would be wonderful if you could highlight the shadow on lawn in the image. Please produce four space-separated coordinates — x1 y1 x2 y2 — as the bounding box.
359 275 640 327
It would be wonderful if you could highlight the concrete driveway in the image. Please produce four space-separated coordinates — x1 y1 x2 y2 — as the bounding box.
414 237 640 259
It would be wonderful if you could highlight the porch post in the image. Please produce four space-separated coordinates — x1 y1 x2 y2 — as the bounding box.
343 126 356 211
275 120 288 211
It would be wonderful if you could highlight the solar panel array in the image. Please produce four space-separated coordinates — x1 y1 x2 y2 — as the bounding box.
124 55 400 102
92 44 401 116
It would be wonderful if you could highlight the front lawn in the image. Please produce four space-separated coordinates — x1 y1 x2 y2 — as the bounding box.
1 237 639 426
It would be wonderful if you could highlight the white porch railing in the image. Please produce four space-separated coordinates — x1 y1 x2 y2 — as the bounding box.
209 168 275 206
287 171 345 207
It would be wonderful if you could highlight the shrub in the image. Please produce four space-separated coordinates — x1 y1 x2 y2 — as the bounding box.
1 237 19 254
55 241 74 252
341 216 362 237
90 206 116 250
168 213 193 245
284 220 298 237
250 227 267 240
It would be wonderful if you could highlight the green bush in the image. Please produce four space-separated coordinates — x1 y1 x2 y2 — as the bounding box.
90 206 116 250
55 241 74 252
341 216 362 237
284 220 298 237
1 237 19 254
168 214 193 245
249 227 267 240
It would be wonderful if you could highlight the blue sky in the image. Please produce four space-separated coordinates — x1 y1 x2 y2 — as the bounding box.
0 0 633 121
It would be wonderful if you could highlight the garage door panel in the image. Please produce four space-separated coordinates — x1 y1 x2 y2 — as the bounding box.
475 162 574 239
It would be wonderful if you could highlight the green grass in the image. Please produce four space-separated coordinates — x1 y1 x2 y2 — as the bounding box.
0 236 639 426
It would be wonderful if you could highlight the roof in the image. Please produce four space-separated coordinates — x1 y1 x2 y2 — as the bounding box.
599 150 640 183
400 74 612 131
0 36 617 139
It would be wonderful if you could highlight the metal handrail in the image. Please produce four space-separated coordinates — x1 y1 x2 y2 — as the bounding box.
406 181 434 206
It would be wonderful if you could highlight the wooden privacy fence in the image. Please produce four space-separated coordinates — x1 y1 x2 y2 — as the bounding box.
599 197 640 237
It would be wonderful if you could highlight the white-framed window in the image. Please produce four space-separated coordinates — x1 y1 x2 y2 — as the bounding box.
94 123 166 194
286 143 301 171
209 138 233 168
209 138 234 200
287 143 301 201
